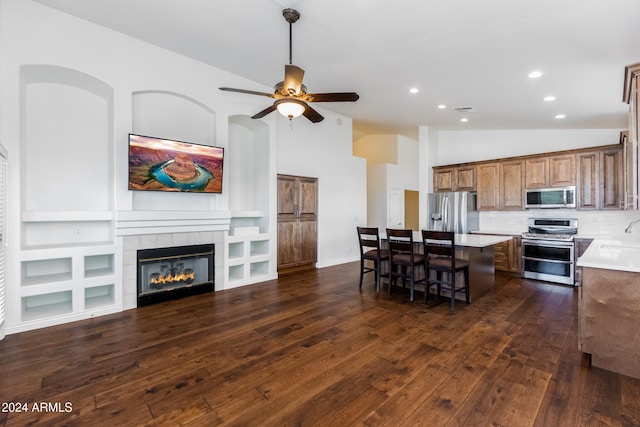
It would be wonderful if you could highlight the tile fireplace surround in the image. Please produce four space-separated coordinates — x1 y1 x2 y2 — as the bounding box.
116 211 229 310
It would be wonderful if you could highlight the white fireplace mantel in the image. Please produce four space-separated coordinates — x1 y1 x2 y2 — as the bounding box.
115 210 232 236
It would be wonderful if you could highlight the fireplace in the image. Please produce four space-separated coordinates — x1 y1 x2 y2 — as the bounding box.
137 244 214 306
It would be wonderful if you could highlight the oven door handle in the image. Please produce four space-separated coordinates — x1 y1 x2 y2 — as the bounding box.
522 240 574 249
522 255 573 264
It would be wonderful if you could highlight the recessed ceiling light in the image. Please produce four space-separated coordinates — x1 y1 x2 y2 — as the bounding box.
555 114 566 119
460 118 469 122
544 95 556 102
528 70 543 79
437 104 447 109
409 87 419 94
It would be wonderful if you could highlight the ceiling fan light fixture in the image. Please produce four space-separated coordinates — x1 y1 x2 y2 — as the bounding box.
276 99 306 119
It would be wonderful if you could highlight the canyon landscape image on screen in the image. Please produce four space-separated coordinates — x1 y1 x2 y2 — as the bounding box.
128 134 224 193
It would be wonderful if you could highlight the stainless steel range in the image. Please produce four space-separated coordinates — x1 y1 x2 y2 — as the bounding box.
522 218 578 285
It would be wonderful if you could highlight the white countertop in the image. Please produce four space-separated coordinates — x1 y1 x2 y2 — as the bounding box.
577 236 640 273
381 231 511 248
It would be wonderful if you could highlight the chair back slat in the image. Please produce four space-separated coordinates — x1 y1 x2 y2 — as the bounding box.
357 227 381 252
386 228 414 255
422 230 455 265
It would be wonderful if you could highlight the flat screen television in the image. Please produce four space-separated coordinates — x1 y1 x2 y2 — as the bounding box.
128 133 223 193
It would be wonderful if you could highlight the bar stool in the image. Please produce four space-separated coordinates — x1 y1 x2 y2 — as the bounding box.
386 228 425 302
356 227 389 292
422 230 470 312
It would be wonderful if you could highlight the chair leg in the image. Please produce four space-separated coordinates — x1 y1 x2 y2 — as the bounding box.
450 270 456 312
359 259 365 290
464 268 470 304
409 267 414 302
374 260 380 292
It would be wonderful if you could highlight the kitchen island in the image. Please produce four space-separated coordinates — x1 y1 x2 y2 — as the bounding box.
381 231 511 302
577 237 640 379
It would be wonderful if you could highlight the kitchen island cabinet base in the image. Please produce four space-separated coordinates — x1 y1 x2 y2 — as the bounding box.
426 246 495 303
580 266 640 379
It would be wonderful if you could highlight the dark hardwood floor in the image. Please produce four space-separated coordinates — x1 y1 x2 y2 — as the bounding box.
1 262 639 426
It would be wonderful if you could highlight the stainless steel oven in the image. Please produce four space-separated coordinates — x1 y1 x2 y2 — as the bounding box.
521 218 577 285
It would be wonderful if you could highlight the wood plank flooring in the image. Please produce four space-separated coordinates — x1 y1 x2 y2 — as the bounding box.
1 262 640 426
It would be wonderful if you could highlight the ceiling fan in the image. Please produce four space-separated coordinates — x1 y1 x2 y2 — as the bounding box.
219 8 359 123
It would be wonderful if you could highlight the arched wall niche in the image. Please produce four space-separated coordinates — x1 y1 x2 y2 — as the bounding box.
228 115 269 228
20 64 114 213
130 90 220 211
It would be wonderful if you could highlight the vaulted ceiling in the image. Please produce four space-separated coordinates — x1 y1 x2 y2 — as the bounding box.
35 0 640 139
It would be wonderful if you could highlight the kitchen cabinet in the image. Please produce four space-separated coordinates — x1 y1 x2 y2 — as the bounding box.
433 165 475 192
477 160 524 211
277 174 317 272
576 147 623 210
493 235 521 274
549 154 576 187
580 266 640 379
525 157 548 188
525 154 575 188
600 147 624 210
500 160 525 210
576 151 600 210
437 144 623 212
476 162 500 211
574 238 593 286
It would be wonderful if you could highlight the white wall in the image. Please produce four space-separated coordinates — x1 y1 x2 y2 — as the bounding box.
0 0 367 332
276 114 367 267
353 134 420 230
434 129 622 165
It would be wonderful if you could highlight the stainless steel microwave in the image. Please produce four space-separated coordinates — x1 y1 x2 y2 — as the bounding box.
525 186 576 209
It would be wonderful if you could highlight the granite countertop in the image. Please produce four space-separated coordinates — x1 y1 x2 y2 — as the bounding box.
577 235 640 273
381 231 511 248
471 229 525 236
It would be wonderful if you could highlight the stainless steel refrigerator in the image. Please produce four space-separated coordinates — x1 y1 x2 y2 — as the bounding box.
427 192 479 234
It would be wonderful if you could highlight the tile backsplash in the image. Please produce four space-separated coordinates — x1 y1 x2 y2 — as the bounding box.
479 209 640 238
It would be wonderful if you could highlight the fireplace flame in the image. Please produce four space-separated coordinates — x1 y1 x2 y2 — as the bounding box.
150 270 195 285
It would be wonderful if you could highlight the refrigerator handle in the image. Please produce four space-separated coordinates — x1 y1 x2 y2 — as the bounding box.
442 196 449 232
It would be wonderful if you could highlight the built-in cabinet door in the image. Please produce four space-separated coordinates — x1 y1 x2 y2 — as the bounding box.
455 166 476 191
576 152 599 210
525 157 549 188
477 163 500 211
549 154 576 187
277 174 318 272
433 168 455 192
601 148 624 210
500 160 525 210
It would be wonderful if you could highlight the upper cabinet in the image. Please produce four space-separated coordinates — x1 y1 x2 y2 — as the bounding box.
500 160 526 210
525 154 575 188
623 63 640 210
477 162 500 211
576 146 623 210
433 165 476 192
437 145 624 212
476 160 524 211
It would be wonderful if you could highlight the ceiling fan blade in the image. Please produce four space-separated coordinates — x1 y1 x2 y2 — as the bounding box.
304 92 360 102
251 104 277 119
302 104 324 123
283 64 305 95
219 87 275 98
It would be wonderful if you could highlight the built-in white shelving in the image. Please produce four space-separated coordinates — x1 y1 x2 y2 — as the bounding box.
16 242 120 331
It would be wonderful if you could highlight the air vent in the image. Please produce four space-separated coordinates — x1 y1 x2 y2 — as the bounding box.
453 106 475 113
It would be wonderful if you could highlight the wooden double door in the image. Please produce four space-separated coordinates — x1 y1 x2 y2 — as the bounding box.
277 174 318 272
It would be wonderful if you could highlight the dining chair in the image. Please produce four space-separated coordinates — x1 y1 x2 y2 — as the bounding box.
356 227 389 292
386 228 425 302
422 230 470 312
